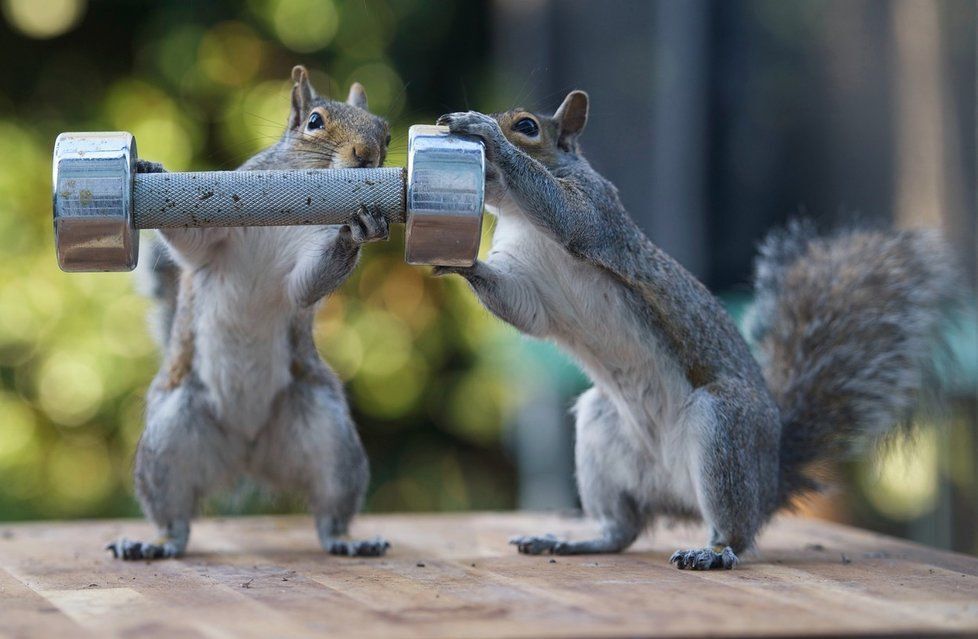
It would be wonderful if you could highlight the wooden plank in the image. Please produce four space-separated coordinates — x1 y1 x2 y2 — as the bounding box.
1 513 977 638
0 567 93 639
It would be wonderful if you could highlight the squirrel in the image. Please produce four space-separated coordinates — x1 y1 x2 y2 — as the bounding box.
109 66 393 560
435 94 959 570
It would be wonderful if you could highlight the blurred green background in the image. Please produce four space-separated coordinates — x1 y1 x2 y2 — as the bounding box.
0 0 976 556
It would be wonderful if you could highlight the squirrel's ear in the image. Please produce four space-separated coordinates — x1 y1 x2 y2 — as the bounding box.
553 90 589 148
346 82 368 110
289 65 316 129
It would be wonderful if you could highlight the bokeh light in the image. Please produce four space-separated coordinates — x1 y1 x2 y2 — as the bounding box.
346 62 405 118
317 316 365 380
0 283 40 346
333 1 394 59
100 296 155 359
46 436 113 512
0 393 37 467
105 81 201 170
2 0 86 39
198 22 265 88
859 427 940 520
445 370 509 446
261 0 339 53
36 353 105 427
220 80 292 161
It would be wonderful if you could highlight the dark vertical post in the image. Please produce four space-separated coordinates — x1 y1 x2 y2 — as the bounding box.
648 0 710 279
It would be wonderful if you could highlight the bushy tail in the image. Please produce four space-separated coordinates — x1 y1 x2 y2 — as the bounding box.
748 220 960 504
133 234 181 350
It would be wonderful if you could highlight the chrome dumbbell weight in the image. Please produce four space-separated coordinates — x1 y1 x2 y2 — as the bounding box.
52 125 484 272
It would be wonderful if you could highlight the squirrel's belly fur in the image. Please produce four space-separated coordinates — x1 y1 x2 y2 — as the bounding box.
184 226 329 439
118 65 393 562
490 203 701 513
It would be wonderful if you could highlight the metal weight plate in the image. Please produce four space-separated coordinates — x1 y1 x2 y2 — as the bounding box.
53 132 139 272
404 125 485 266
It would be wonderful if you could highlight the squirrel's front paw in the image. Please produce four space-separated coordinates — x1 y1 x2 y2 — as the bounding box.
135 159 166 174
437 111 505 152
347 205 389 244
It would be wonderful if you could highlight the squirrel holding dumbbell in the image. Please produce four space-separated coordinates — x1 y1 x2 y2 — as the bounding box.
109 66 392 560
436 94 958 569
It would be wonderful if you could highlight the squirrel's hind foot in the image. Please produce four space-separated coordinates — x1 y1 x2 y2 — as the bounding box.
324 536 390 558
669 546 738 570
106 537 182 561
509 534 565 555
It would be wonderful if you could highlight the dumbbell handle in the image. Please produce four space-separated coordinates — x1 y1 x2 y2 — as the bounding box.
133 167 406 229
53 125 484 271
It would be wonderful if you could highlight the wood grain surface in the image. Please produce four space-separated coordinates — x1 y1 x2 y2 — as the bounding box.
2 512 977 638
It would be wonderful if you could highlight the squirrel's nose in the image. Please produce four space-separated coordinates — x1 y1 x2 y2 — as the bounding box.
352 146 375 168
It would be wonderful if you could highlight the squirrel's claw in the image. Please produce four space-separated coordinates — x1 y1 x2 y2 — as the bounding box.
509 533 564 555
135 159 166 174
106 537 180 561
431 264 475 278
437 111 504 147
431 265 455 277
324 536 391 557
435 113 451 127
669 547 738 570
348 205 389 244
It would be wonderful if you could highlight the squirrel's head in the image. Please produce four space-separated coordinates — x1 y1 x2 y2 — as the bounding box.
493 90 589 168
285 65 391 169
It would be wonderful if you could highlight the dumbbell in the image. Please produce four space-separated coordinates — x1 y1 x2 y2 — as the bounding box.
52 125 485 272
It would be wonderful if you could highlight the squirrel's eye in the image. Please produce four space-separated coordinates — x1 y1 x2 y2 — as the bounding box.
512 117 539 137
385 133 391 146
307 112 324 130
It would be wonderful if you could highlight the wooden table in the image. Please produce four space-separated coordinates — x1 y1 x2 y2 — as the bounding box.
2 512 977 638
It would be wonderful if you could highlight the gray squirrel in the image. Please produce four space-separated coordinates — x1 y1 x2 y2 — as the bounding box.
435 93 958 569
109 66 392 560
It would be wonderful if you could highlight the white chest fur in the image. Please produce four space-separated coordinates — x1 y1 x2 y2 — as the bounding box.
487 201 697 500
189 226 334 439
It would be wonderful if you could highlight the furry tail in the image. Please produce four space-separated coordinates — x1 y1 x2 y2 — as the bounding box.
748 220 959 504
134 234 181 350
